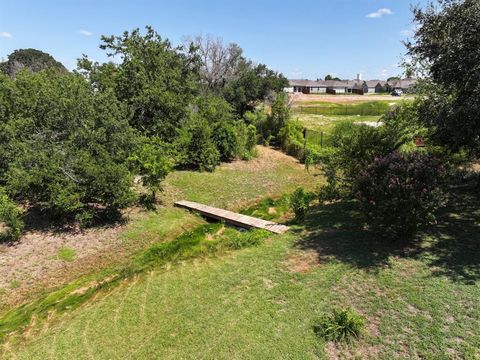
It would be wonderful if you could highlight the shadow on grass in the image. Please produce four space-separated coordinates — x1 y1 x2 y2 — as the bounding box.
296 187 480 283
425 189 480 283
22 206 126 235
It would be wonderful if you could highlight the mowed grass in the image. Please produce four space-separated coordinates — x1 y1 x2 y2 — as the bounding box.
161 146 321 210
4 189 480 359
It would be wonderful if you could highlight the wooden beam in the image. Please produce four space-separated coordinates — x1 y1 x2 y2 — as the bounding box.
175 200 289 234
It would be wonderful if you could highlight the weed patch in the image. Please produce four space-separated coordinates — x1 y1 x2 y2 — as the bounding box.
57 247 76 262
313 308 365 343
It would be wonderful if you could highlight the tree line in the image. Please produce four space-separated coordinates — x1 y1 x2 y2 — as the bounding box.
0 27 288 238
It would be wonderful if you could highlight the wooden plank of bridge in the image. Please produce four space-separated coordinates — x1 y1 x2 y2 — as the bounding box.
174 200 289 235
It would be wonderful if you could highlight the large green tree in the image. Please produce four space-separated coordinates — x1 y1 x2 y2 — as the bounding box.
78 26 201 140
0 70 137 220
407 0 480 153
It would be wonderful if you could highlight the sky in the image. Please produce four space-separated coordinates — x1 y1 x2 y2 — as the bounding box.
0 0 426 80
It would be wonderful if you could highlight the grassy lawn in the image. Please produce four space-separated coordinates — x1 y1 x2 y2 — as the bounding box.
2 186 479 358
161 146 321 210
292 114 382 133
1 145 478 359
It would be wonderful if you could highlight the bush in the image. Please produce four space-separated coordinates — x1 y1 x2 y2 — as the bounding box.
290 187 311 221
177 116 220 172
278 120 305 159
314 308 365 343
355 151 448 239
0 188 24 241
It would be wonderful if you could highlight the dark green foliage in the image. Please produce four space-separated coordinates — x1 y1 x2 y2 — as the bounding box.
177 116 220 172
128 137 173 201
314 308 365 342
223 229 270 249
0 49 67 77
268 92 291 137
222 61 288 116
79 26 200 140
290 187 311 221
407 0 480 154
355 151 448 239
382 101 428 150
315 122 398 201
0 187 24 241
277 120 305 159
0 70 136 219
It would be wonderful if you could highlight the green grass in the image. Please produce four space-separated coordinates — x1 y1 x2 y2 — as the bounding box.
3 188 480 359
293 114 382 132
162 147 320 210
294 100 393 116
57 248 76 262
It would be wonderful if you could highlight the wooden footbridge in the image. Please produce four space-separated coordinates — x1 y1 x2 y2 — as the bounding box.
175 200 289 234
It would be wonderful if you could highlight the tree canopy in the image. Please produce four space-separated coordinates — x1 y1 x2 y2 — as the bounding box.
407 0 480 154
0 49 67 77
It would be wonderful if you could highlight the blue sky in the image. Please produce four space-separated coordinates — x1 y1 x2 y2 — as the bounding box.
0 0 425 80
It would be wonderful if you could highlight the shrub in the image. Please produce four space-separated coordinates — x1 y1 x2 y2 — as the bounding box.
355 151 448 239
177 116 220 172
128 137 173 201
278 120 305 159
290 187 311 221
313 308 365 343
0 188 24 241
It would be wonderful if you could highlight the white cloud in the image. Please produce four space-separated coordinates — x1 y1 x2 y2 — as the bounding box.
79 29 93 36
0 31 12 38
366 8 393 19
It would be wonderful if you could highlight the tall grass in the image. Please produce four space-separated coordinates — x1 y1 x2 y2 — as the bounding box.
297 101 391 116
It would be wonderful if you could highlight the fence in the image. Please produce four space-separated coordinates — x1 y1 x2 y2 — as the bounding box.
297 102 389 116
304 129 328 148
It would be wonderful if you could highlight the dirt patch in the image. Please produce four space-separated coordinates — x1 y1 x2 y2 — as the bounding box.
285 249 320 273
0 223 125 307
221 146 304 172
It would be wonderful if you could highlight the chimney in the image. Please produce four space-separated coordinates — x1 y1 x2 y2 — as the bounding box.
356 73 362 81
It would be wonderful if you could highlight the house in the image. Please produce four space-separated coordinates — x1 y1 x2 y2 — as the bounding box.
363 80 384 93
285 78 416 95
387 78 416 93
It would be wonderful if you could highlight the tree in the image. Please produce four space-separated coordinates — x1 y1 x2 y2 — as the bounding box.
128 137 173 202
78 26 201 140
325 74 341 81
186 35 288 116
0 70 136 220
0 49 67 77
387 76 401 82
407 0 480 153
184 35 243 90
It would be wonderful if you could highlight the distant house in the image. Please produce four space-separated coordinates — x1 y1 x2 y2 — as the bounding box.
387 78 416 93
363 80 386 93
285 78 416 95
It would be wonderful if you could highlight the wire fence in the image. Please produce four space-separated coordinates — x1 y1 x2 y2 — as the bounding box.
297 103 389 116
304 129 328 148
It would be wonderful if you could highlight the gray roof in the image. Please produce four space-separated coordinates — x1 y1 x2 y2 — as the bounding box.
388 78 417 89
290 78 416 90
